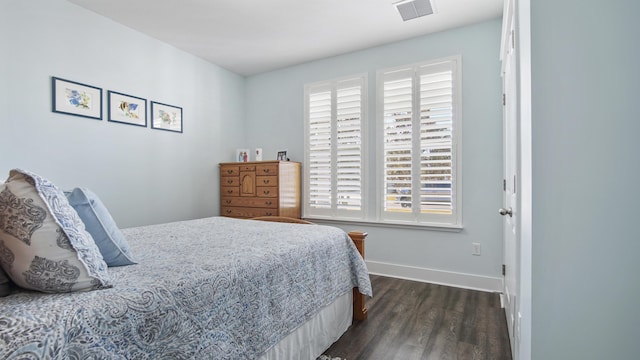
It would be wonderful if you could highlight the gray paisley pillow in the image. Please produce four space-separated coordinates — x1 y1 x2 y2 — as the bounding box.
0 267 11 297
0 169 111 293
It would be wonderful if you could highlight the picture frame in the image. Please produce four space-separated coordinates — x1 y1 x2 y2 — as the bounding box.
236 149 250 162
51 77 102 120
107 90 147 127
255 148 263 161
151 101 183 133
277 150 287 161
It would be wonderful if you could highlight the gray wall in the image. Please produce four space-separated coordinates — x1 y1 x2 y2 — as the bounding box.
245 20 505 284
531 0 640 358
0 0 246 228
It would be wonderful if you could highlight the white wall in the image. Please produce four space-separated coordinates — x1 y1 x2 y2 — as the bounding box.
245 20 505 289
0 0 246 228
530 0 640 358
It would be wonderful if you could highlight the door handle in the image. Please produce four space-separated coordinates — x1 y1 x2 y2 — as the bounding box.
499 207 513 217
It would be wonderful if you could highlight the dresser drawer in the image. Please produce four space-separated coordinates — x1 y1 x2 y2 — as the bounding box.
240 165 256 171
256 186 278 197
221 186 239 196
221 206 277 218
221 197 277 208
221 177 240 186
256 164 277 175
221 166 239 176
256 175 278 186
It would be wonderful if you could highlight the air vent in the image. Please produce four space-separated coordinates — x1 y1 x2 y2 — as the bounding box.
394 0 434 21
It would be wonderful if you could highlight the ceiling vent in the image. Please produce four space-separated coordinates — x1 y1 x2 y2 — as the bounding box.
394 0 434 21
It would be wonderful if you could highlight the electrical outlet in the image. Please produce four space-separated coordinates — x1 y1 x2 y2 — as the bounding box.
472 242 481 256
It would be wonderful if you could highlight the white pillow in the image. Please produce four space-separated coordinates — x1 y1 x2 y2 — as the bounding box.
0 169 111 293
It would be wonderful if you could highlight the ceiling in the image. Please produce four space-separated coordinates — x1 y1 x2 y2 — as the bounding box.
68 0 503 76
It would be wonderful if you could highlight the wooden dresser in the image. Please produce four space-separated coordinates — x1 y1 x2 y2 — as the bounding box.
219 161 301 219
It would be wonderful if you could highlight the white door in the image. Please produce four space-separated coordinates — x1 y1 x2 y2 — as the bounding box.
500 0 519 357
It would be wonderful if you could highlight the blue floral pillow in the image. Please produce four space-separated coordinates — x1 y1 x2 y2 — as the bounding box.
0 169 111 293
65 188 136 267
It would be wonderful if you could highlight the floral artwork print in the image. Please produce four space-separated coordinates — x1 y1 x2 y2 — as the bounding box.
151 101 182 132
118 101 140 119
159 109 177 125
107 91 146 127
65 88 92 109
52 77 102 120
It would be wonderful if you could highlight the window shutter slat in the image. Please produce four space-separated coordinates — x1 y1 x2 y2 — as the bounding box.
306 77 364 216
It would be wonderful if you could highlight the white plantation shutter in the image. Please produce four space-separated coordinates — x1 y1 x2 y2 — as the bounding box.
308 87 332 210
336 84 363 210
418 64 454 215
305 76 365 219
379 57 461 226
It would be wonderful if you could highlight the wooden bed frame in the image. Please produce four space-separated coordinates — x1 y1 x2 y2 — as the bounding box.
250 216 368 320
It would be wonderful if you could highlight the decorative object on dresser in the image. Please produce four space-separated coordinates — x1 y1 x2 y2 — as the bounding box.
220 161 301 219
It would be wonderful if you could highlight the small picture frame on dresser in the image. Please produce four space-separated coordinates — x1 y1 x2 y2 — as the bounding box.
277 150 287 161
236 149 249 162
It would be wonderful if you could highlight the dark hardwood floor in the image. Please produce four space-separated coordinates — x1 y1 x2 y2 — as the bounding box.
324 275 512 360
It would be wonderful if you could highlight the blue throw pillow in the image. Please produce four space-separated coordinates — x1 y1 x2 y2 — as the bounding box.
65 188 136 267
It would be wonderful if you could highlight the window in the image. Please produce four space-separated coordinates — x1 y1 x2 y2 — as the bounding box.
304 75 366 220
378 56 461 227
304 56 461 228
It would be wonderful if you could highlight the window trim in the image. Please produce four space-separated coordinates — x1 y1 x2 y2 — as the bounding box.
303 55 462 230
303 73 368 221
375 55 463 228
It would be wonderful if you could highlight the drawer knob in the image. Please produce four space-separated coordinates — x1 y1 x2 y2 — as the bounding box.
265 201 272 205
263 180 270 184
263 190 270 195
227 180 233 184
263 169 270 173
227 170 233 174
225 200 231 204
227 190 233 194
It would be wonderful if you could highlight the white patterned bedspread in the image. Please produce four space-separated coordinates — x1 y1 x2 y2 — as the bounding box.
0 217 372 359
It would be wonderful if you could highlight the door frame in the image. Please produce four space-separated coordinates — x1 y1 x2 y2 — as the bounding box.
500 0 518 356
500 0 533 359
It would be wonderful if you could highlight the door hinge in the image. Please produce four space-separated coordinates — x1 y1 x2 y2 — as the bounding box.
502 264 506 276
502 93 506 106
503 179 506 191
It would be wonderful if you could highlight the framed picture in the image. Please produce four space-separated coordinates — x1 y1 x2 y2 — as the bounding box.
151 101 182 133
255 148 263 161
277 150 287 161
236 149 249 162
51 77 102 120
107 91 147 127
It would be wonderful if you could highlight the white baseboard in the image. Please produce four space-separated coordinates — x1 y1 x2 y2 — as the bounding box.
366 260 502 293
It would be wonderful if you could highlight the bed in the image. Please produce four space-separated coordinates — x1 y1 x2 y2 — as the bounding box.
0 170 372 360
